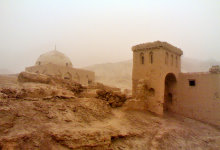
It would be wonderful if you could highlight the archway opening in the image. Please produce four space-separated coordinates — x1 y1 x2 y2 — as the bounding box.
86 75 92 85
148 88 155 97
164 73 177 112
140 53 144 64
64 72 72 80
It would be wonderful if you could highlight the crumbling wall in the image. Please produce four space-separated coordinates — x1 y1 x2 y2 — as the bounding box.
1 72 128 108
0 71 85 99
18 72 84 94
25 64 95 86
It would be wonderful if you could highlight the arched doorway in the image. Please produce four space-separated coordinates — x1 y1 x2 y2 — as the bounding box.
86 75 92 85
63 72 72 80
164 73 177 112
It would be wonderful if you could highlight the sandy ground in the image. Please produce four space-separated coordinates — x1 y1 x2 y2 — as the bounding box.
0 74 220 150
0 97 219 150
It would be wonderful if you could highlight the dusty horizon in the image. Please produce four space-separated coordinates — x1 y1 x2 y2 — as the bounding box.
0 0 220 73
0 1 220 149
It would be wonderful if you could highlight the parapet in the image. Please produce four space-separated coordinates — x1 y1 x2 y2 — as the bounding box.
209 65 220 74
132 41 183 55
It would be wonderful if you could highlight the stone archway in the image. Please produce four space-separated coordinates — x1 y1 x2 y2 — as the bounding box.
63 72 72 80
164 73 177 112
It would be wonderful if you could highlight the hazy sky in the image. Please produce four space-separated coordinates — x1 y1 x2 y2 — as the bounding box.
0 0 220 73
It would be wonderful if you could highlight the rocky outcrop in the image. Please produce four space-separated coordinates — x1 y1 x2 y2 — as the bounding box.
0 86 76 99
0 98 113 149
1 72 219 149
1 97 219 150
88 82 121 92
49 129 112 149
18 72 84 94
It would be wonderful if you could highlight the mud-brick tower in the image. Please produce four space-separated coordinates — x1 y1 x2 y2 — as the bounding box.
132 41 183 115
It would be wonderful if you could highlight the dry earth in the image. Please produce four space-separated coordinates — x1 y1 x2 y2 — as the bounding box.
0 74 220 150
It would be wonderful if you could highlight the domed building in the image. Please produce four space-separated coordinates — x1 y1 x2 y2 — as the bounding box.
25 49 95 85
35 50 73 67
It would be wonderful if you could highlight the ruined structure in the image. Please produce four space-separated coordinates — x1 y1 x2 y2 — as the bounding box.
132 41 220 126
25 49 95 85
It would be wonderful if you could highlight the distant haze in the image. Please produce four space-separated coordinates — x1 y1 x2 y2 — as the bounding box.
84 57 220 89
0 0 220 73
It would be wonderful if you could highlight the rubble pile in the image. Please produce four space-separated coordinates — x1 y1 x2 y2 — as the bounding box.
0 98 113 149
96 89 127 107
18 72 84 94
88 82 121 92
1 72 127 101
0 86 75 99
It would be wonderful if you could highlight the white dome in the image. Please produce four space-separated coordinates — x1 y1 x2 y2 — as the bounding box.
35 50 73 67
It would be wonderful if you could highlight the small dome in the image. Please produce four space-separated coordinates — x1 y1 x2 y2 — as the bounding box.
35 50 73 67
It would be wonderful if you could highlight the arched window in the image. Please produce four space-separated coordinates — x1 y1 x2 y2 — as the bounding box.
64 72 72 80
140 53 144 64
38 61 41 65
165 52 169 65
148 88 155 96
176 56 178 67
171 55 173 66
66 63 68 67
149 52 153 64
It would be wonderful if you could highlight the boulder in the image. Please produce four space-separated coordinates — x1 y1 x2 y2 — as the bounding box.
17 72 84 96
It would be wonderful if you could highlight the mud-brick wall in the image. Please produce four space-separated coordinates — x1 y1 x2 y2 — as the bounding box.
172 73 220 127
132 47 182 115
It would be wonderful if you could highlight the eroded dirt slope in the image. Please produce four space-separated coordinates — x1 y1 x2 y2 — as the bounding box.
0 98 220 150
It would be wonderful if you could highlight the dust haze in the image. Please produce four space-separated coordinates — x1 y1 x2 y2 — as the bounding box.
0 1 220 150
0 0 220 73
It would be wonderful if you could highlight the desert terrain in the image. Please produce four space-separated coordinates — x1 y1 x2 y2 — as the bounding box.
0 73 219 150
1 0 220 149
84 57 220 90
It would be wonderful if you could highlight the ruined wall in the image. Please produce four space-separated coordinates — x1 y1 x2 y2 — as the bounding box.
132 45 182 115
169 72 220 126
25 64 95 86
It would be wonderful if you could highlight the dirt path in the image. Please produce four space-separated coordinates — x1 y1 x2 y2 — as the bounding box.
106 109 220 150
